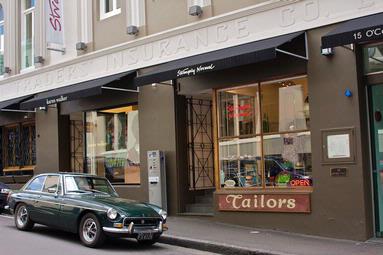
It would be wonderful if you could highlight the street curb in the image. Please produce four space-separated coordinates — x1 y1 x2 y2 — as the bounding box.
159 234 294 255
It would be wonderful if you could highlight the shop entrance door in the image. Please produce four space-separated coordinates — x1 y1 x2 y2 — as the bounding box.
186 97 215 190
370 84 383 236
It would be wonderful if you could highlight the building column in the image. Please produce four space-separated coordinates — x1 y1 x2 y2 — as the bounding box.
35 107 70 174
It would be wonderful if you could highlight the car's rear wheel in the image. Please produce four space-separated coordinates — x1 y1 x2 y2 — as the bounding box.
14 203 34 231
79 213 105 248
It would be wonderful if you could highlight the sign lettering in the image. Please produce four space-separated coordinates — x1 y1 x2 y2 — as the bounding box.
46 95 68 105
218 193 311 213
353 26 383 41
176 64 215 77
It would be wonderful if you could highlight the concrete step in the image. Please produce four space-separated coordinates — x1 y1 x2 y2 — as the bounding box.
177 212 214 217
195 195 213 204
185 203 214 214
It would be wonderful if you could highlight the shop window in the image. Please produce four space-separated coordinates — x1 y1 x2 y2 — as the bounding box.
0 4 5 75
85 105 140 185
21 0 35 70
2 122 36 176
217 77 312 189
4 125 21 168
100 0 121 20
20 123 36 166
218 85 261 137
364 44 383 74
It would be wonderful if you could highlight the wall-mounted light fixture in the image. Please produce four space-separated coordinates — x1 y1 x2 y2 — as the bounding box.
76 42 87 51
189 5 203 16
34 56 45 64
321 47 334 56
4 67 11 74
127 25 139 35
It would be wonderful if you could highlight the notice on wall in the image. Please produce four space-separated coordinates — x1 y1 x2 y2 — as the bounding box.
327 134 350 159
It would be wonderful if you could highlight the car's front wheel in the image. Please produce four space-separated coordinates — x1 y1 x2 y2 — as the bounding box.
79 213 105 248
14 203 34 231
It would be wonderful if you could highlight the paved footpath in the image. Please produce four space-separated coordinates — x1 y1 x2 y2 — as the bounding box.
161 217 383 255
0 215 218 255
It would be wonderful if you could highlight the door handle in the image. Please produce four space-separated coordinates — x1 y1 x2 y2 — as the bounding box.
34 195 42 204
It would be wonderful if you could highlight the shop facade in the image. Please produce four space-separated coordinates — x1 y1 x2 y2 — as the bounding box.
0 0 382 242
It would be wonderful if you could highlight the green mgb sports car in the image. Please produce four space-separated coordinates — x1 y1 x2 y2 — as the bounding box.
8 173 167 248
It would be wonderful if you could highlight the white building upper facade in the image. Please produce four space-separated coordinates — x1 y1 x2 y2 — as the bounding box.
0 0 382 102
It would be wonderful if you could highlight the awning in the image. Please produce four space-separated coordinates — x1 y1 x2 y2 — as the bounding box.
0 95 35 113
21 70 137 110
322 13 383 48
135 31 307 86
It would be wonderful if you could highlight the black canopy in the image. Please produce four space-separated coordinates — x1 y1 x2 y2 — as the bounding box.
135 31 306 86
21 70 136 110
0 95 34 111
322 12 383 48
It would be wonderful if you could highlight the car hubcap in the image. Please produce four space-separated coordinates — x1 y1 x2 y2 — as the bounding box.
17 206 28 227
83 218 97 243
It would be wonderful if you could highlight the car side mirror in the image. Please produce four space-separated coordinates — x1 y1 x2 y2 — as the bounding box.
48 187 57 194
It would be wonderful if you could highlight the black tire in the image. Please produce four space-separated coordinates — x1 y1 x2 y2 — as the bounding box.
137 237 159 246
79 213 105 248
14 203 34 231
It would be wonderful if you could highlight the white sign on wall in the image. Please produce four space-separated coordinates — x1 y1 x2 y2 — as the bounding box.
327 134 351 159
45 0 64 46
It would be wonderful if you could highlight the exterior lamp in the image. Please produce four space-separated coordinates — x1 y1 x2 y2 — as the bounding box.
34 56 45 64
321 47 334 56
76 42 88 51
127 25 139 35
189 5 203 16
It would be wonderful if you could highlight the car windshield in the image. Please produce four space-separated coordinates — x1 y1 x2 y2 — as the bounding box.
64 176 117 196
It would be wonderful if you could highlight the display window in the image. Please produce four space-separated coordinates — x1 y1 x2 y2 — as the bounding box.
217 76 312 189
1 122 36 176
85 105 140 185
363 44 383 74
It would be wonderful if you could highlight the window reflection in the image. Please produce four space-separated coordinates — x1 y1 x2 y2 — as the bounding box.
217 77 312 189
261 78 310 133
219 137 262 187
86 105 140 184
263 133 312 187
364 45 383 74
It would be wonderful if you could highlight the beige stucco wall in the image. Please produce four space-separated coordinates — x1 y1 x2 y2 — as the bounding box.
93 0 270 50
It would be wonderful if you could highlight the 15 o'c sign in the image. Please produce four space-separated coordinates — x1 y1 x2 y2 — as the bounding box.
218 193 311 213
46 0 64 45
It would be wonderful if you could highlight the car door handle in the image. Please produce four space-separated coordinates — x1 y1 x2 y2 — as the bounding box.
34 196 42 204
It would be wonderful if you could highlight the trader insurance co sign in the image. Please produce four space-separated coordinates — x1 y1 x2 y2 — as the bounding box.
0 0 383 102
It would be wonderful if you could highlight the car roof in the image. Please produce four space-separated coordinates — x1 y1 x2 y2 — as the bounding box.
34 172 99 177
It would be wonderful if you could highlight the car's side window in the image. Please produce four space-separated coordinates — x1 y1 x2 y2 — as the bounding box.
42 175 60 193
25 176 47 192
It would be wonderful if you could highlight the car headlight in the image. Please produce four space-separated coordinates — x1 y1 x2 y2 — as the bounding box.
1 189 10 194
107 208 118 220
159 209 167 221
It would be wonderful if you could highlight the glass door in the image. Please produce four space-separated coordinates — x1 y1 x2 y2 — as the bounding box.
370 84 383 236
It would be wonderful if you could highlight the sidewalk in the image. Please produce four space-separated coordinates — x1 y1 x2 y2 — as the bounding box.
159 217 383 255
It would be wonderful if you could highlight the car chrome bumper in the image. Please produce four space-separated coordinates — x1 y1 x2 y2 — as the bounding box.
103 221 163 234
